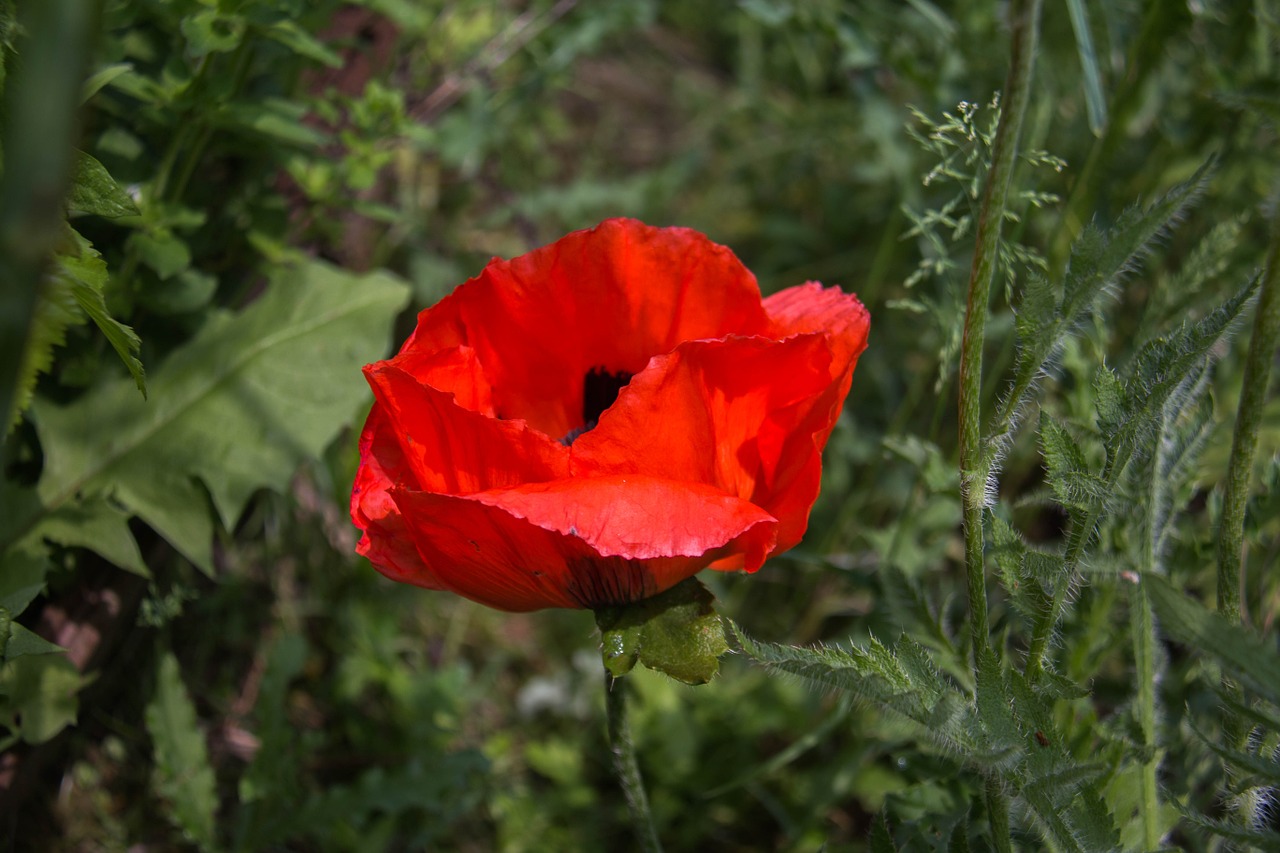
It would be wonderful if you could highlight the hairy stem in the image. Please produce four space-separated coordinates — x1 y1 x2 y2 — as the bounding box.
605 674 662 853
1218 204 1280 625
958 0 1043 664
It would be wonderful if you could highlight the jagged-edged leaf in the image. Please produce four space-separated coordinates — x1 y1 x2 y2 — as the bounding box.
26 496 148 576
60 228 146 394
33 260 409 573
8 246 83 431
1145 573 1280 705
879 564 966 684
67 150 139 218
1179 808 1280 851
147 652 217 848
990 515 1056 626
869 814 899 853
1189 719 1280 785
1040 413 1106 514
1111 275 1259 457
1061 161 1211 321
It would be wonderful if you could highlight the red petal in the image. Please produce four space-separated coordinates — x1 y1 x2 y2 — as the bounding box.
390 476 777 611
570 331 858 559
765 282 870 384
350 406 441 588
394 218 771 439
364 362 569 496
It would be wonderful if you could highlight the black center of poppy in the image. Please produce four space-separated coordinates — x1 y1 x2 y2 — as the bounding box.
561 366 632 445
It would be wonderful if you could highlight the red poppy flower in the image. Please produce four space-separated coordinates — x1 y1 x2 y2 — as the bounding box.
350 218 870 612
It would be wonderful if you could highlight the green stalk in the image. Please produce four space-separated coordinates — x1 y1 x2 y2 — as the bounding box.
986 777 1014 853
958 0 1043 665
1130 582 1160 848
0 0 100 435
1218 206 1280 625
605 674 663 853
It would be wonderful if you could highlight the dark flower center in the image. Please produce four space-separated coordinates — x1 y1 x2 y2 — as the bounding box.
561 366 632 445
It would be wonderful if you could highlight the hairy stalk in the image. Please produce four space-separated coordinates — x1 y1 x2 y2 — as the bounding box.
958 4 1040 838
1218 205 1280 625
1217 197 1280 822
1024 450 1127 683
958 0 1042 663
986 777 1014 853
1130 583 1160 847
605 675 663 853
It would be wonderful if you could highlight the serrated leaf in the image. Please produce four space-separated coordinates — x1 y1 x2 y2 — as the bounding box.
1111 275 1259 457
147 651 217 848
27 496 148 576
1040 413 1106 513
1145 573 1280 705
32 260 409 574
61 228 146 394
67 150 139 218
1179 808 1280 851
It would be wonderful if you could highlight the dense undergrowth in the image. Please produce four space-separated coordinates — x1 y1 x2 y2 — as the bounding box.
2 1 1280 850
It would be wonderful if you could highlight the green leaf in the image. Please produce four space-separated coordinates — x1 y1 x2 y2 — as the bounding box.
27 496 148 576
0 653 83 743
1111 275 1258 461
595 577 728 685
1064 0 1107 135
147 651 218 849
180 9 246 57
59 228 146 395
32 260 409 573
1039 413 1106 514
67 150 139 218
81 62 133 103
132 228 192 280
262 21 343 68
1145 573 1280 705
3 622 65 662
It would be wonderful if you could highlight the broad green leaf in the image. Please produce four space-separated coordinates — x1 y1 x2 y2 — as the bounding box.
1145 573 1280 705
67 151 139 218
0 653 83 743
34 260 409 574
26 496 148 576
147 651 218 849
0 533 51 615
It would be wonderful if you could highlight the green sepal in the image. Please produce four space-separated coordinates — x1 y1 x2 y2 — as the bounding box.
594 577 728 685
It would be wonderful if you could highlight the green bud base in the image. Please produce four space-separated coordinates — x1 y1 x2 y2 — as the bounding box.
594 577 728 685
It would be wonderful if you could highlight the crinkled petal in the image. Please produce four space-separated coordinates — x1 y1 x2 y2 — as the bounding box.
572 334 845 556
350 406 441 587
396 218 772 438
364 362 568 496
389 475 777 611
765 282 870 383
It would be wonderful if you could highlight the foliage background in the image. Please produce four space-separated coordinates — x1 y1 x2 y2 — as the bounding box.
1 0 1279 850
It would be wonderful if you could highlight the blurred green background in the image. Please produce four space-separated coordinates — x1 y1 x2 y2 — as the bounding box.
2 0 1278 850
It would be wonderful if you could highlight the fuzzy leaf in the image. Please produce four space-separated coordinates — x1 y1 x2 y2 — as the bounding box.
147 652 218 848
33 260 409 573
1039 413 1106 514
1145 573 1280 705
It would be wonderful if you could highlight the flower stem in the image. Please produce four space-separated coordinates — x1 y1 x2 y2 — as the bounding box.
605 674 663 853
958 0 1043 665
